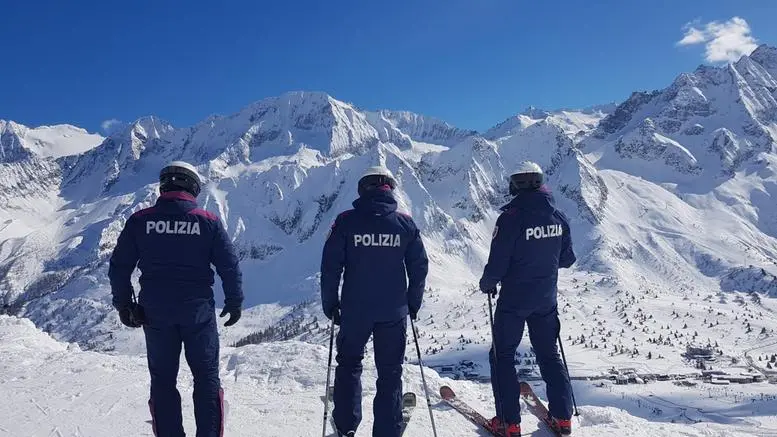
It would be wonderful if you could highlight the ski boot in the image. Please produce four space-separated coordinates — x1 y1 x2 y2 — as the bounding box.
487 416 521 436
547 415 572 435
336 430 355 437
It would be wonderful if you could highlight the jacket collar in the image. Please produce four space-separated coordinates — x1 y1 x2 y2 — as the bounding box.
501 185 554 211
159 191 197 202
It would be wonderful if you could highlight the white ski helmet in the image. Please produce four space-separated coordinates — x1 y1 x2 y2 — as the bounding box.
160 161 202 197
509 161 543 195
357 166 397 196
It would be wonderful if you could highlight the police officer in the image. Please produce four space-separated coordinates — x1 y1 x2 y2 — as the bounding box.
480 161 576 437
109 161 243 437
320 166 429 437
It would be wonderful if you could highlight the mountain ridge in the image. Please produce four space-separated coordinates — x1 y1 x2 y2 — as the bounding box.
0 46 776 391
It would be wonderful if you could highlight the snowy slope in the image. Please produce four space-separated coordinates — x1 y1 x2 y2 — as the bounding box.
2 314 774 437
0 122 105 315
485 105 613 142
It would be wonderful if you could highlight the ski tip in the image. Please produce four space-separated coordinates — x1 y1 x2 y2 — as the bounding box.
403 392 417 407
439 385 455 399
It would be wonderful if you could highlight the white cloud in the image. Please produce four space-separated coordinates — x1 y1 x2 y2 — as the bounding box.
677 27 707 45
100 119 123 134
677 17 759 63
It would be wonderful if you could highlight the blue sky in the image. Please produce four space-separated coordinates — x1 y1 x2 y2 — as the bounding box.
3 0 776 134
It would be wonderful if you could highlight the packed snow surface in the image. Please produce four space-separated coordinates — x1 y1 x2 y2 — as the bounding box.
2 315 776 436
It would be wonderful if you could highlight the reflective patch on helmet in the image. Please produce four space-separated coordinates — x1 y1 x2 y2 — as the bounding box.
492 225 499 240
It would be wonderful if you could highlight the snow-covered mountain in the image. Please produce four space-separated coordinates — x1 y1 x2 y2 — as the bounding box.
0 88 607 347
590 44 777 180
0 121 103 161
2 45 777 396
579 43 777 279
485 104 614 142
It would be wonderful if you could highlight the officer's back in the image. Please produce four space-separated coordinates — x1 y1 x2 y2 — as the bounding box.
500 188 573 306
109 162 242 325
480 162 576 312
321 168 427 324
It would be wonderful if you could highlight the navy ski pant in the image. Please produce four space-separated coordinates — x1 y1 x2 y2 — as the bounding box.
489 304 572 424
144 314 224 437
333 316 407 437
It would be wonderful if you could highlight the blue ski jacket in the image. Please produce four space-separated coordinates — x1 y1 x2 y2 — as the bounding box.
320 188 429 322
108 191 244 323
479 187 576 310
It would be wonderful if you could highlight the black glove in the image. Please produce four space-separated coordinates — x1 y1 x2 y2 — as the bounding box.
409 308 419 321
482 287 498 297
118 303 145 328
219 305 242 327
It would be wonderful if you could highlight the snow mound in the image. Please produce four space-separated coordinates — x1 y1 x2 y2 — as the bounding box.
0 314 70 353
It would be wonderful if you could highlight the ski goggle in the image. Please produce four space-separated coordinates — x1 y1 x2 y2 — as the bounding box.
160 171 201 197
509 172 542 194
358 174 397 194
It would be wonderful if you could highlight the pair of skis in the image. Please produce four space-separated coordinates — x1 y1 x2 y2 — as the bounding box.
321 388 417 436
439 383 564 437
320 382 564 436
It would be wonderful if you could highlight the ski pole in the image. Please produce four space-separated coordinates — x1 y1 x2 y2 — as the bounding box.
410 316 438 437
322 321 336 437
556 319 580 417
487 293 506 436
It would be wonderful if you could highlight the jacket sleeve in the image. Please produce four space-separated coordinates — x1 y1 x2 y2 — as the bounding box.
320 215 347 316
108 216 139 310
211 218 244 309
559 216 576 269
404 222 429 314
479 212 517 292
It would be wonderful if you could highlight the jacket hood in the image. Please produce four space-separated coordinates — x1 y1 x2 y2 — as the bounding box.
352 188 398 217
